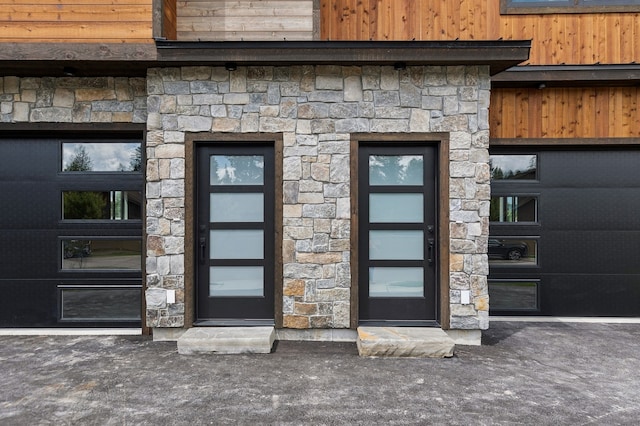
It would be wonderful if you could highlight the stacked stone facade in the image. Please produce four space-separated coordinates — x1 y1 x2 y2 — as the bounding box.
0 68 490 333
144 64 491 331
0 76 147 123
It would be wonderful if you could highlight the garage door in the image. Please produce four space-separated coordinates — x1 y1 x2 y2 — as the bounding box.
0 137 143 327
489 148 640 317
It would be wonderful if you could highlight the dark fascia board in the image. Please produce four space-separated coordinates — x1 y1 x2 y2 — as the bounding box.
154 40 531 76
0 40 530 77
493 64 640 88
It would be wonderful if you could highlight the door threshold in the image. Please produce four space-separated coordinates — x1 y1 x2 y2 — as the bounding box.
358 320 440 327
194 319 275 327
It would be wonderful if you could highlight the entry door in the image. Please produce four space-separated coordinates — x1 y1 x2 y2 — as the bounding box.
359 145 438 323
196 144 275 322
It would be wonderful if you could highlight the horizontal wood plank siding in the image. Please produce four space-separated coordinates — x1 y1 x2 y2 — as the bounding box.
320 0 640 66
490 87 640 138
177 0 313 41
0 0 153 42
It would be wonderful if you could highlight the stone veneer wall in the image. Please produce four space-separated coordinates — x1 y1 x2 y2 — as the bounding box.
145 64 491 331
0 76 147 123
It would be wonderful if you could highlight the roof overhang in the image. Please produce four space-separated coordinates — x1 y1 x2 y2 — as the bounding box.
493 64 640 88
0 40 531 77
154 40 531 76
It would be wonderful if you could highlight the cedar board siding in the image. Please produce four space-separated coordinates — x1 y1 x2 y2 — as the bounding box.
176 0 313 41
0 0 153 43
320 0 640 66
163 0 178 40
490 87 640 139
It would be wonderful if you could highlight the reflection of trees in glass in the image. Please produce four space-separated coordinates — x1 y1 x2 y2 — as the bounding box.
212 155 264 185
65 146 93 171
64 142 142 172
490 155 536 180
63 148 107 219
369 155 423 185
121 145 142 172
64 192 107 219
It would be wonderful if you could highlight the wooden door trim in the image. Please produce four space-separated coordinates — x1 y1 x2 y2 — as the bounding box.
350 133 450 329
184 133 283 328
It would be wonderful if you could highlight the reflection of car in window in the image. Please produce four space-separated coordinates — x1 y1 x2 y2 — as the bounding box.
488 239 527 261
63 240 92 259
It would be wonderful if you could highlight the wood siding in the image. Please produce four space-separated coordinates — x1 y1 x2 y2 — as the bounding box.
320 0 640 66
490 87 640 139
0 0 153 43
163 0 178 40
177 0 314 41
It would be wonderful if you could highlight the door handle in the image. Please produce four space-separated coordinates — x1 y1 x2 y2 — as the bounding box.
427 238 435 266
199 237 207 264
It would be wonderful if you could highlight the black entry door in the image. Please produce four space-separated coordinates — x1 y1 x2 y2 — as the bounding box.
196 144 275 323
358 144 438 324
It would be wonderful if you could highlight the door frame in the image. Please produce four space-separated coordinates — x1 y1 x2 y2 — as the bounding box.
350 133 450 329
184 133 283 328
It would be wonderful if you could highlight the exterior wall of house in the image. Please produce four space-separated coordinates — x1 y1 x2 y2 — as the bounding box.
0 76 147 123
176 0 315 41
320 0 640 66
144 64 492 332
491 87 640 139
0 0 153 43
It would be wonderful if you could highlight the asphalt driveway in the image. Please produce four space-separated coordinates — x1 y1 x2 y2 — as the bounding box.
1 322 639 425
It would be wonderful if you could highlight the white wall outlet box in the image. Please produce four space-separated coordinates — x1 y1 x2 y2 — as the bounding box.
166 289 176 304
460 290 470 305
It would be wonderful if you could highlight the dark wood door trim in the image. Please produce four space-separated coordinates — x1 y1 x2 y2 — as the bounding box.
350 133 450 329
184 133 283 328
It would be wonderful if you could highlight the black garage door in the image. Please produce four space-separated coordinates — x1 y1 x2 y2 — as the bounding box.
0 136 143 327
489 148 640 317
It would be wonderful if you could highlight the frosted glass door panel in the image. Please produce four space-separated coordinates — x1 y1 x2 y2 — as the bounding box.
210 230 264 259
369 155 423 186
210 266 264 297
210 155 264 185
369 267 424 298
210 193 263 222
370 230 424 260
369 193 424 223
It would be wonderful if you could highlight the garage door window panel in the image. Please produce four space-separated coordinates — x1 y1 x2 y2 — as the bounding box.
490 154 537 181
62 142 142 172
490 195 538 223
489 280 540 311
489 237 538 266
61 238 142 271
62 191 142 220
59 286 141 321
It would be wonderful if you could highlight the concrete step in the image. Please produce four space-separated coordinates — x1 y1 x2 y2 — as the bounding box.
177 326 275 355
357 326 455 358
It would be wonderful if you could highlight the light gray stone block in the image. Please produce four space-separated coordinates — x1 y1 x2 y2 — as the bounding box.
357 327 455 358
177 327 275 354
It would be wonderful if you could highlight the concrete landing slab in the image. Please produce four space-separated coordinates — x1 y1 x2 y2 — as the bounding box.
357 326 455 358
177 327 275 355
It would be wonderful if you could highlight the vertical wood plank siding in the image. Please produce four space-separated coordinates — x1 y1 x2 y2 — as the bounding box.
490 87 640 138
320 0 640 65
163 0 178 40
176 0 313 41
0 0 154 42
